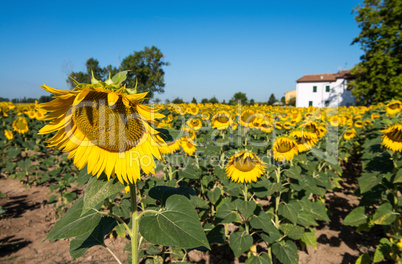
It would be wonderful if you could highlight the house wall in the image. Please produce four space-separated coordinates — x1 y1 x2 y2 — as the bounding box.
296 79 354 108
285 90 296 104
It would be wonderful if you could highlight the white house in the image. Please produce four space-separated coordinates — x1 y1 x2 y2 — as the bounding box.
295 70 355 108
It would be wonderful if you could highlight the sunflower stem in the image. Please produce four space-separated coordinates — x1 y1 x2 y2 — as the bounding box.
129 183 139 264
244 184 248 201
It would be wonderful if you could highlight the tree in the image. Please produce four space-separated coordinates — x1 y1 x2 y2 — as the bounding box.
209 96 219 104
201 98 209 104
267 93 277 105
229 92 248 105
39 95 53 103
121 46 170 100
348 0 402 105
280 96 286 105
191 97 197 104
66 46 169 101
288 97 296 106
172 97 184 104
0 97 9 102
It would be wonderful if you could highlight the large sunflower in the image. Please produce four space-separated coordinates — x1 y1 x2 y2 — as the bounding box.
240 109 256 127
12 117 29 134
272 136 298 161
380 124 402 152
38 74 166 184
225 151 266 183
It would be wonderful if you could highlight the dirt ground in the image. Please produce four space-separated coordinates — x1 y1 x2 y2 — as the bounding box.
0 175 383 264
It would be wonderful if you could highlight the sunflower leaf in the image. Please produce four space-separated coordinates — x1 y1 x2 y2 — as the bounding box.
229 230 253 258
82 174 125 215
45 198 101 241
139 195 210 249
69 217 116 258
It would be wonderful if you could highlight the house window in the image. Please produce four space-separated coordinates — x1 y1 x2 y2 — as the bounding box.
290 95 293 99
309 101 313 106
325 100 330 106
313 86 317 93
326 86 330 92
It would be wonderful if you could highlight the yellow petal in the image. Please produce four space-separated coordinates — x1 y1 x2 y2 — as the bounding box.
108 92 119 107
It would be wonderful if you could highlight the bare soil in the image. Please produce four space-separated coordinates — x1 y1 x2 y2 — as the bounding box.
0 165 384 264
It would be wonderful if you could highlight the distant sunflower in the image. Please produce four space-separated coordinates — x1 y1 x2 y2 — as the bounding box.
12 117 29 134
181 127 196 141
328 116 340 127
272 136 298 161
187 118 203 131
38 74 167 184
317 126 327 138
212 110 233 130
27 110 36 119
371 113 380 120
386 100 402 115
343 128 356 140
354 120 363 128
290 129 318 153
4 130 13 140
225 151 266 183
240 109 256 127
180 137 197 156
380 124 402 152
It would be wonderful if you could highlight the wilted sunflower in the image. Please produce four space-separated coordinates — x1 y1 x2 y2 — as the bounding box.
38 73 167 184
12 117 29 134
290 129 318 153
380 124 402 152
272 136 298 161
343 128 356 140
386 100 402 115
225 151 266 183
212 110 233 130
4 130 13 140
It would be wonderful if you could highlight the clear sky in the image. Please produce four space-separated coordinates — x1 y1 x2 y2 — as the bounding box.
0 0 363 103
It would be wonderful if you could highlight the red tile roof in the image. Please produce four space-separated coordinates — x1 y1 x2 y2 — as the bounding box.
296 70 354 83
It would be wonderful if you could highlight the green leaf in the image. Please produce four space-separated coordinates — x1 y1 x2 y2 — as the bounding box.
373 203 397 225
206 188 221 204
373 238 392 262
343 207 367 227
206 225 226 244
235 199 256 220
229 231 253 258
69 217 116 258
279 201 301 224
82 174 125 215
358 172 381 193
148 186 196 206
77 167 91 186
355 253 371 264
111 70 128 85
272 241 298 264
45 198 101 240
178 164 201 179
139 195 209 249
309 201 330 222
216 202 237 223
394 168 402 183
250 211 276 234
245 253 272 264
279 223 304 240
301 228 317 250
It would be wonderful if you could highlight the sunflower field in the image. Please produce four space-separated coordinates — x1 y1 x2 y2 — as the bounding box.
1 74 402 264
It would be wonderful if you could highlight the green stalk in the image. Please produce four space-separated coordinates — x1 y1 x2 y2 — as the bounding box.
129 183 139 264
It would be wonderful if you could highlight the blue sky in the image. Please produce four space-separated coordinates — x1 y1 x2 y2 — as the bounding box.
0 0 363 103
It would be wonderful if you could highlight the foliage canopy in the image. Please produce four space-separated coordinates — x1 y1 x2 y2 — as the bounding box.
348 0 402 105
